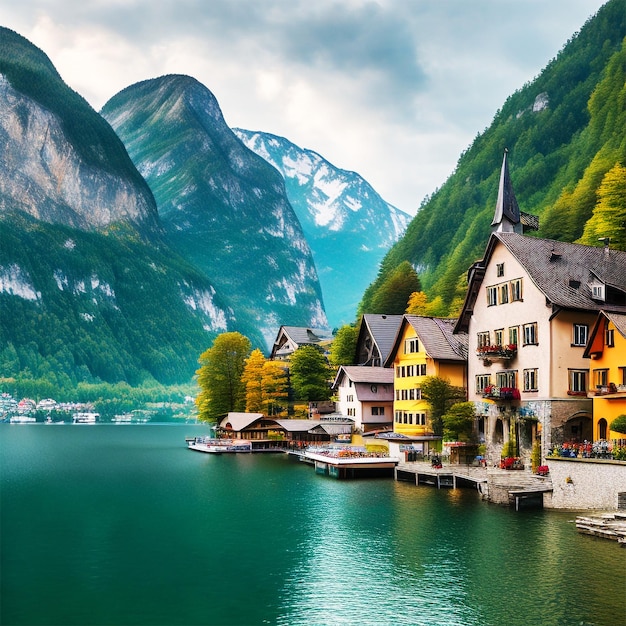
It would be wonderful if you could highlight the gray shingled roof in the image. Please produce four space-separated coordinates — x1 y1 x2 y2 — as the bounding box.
335 366 394 385
405 316 468 361
279 326 333 345
496 233 626 311
356 314 404 365
605 311 626 339
385 315 468 366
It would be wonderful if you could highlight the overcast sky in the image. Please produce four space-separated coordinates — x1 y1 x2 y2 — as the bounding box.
2 1 608 214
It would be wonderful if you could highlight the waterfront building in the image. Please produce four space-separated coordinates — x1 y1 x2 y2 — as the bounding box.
354 314 403 366
385 315 468 438
454 151 626 465
332 365 394 433
583 310 626 440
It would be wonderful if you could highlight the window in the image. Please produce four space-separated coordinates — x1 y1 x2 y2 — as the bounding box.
500 283 509 304
346 394 354 402
573 324 588 346
594 369 608 388
496 263 505 277
496 371 516 388
620 367 626 386
370 385 378 393
591 284 605 301
487 286 498 306
405 338 419 354
569 370 587 393
523 323 538 346
494 329 504 346
476 375 491 393
371 407 385 416
477 331 490 348
509 326 519 347
510 279 523 301
523 368 538 392
418 364 427 376
605 328 615 347
347 408 356 417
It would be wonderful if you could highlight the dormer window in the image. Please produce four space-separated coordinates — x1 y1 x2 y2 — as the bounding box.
590 283 605 301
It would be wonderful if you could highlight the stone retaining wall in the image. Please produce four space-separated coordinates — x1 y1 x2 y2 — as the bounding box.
544 458 626 510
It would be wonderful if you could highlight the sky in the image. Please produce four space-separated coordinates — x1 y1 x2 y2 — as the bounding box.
2 0 608 215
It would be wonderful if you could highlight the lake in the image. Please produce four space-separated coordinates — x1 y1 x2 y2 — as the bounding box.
1 424 623 626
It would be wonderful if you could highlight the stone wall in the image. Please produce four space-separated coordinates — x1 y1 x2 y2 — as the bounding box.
544 458 626 510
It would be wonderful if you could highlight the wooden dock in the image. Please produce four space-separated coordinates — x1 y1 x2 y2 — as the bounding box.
576 512 626 545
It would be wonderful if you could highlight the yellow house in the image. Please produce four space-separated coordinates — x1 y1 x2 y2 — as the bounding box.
584 311 626 441
385 315 468 438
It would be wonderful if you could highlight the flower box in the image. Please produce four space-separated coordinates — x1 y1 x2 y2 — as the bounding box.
477 344 517 360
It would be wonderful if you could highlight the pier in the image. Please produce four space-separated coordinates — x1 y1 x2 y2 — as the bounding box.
576 512 626 545
394 461 553 509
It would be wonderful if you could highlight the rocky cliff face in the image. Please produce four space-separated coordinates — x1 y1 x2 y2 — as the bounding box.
0 30 231 385
0 75 159 233
234 129 409 327
102 75 328 348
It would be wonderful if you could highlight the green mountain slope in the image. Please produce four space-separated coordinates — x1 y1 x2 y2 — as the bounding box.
360 0 626 316
0 28 232 389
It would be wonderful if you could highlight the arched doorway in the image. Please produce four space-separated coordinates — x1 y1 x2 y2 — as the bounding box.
598 418 608 440
563 412 592 442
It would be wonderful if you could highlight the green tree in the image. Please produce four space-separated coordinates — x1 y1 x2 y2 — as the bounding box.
610 414 626 434
441 402 476 442
368 261 421 314
577 163 626 251
329 324 359 366
289 346 332 401
196 332 251 422
421 376 466 437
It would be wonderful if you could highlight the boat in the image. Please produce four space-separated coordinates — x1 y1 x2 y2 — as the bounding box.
9 415 36 423
187 437 252 454
72 412 99 424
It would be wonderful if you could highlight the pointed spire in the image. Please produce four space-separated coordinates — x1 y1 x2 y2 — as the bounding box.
491 148 522 234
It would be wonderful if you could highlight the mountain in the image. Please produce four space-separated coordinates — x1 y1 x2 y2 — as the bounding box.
101 76 328 349
0 28 233 387
360 0 626 317
233 130 410 328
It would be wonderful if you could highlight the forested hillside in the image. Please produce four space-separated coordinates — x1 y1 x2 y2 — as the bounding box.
360 0 626 317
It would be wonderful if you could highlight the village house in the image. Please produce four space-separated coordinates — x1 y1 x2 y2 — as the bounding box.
217 412 353 448
269 326 333 361
332 365 394 433
354 314 403 366
583 311 626 441
384 315 468 445
454 151 626 465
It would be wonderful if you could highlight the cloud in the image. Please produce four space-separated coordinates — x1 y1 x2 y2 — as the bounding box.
1 0 608 212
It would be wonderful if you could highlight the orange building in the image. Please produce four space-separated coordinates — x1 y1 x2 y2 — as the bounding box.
584 311 626 441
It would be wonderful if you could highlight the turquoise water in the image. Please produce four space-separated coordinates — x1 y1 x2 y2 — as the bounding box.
1 424 624 626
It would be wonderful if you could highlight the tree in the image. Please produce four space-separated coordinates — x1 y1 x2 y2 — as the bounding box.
329 324 359 366
420 376 466 437
289 345 332 401
610 414 626 435
241 350 289 415
261 360 289 416
578 163 626 251
442 402 476 442
241 349 266 413
369 261 421 314
195 332 251 422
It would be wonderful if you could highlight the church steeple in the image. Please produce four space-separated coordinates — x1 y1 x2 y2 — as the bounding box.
491 148 523 234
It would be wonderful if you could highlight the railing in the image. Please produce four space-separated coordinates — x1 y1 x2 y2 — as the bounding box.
477 344 517 362
549 439 626 461
482 386 521 400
